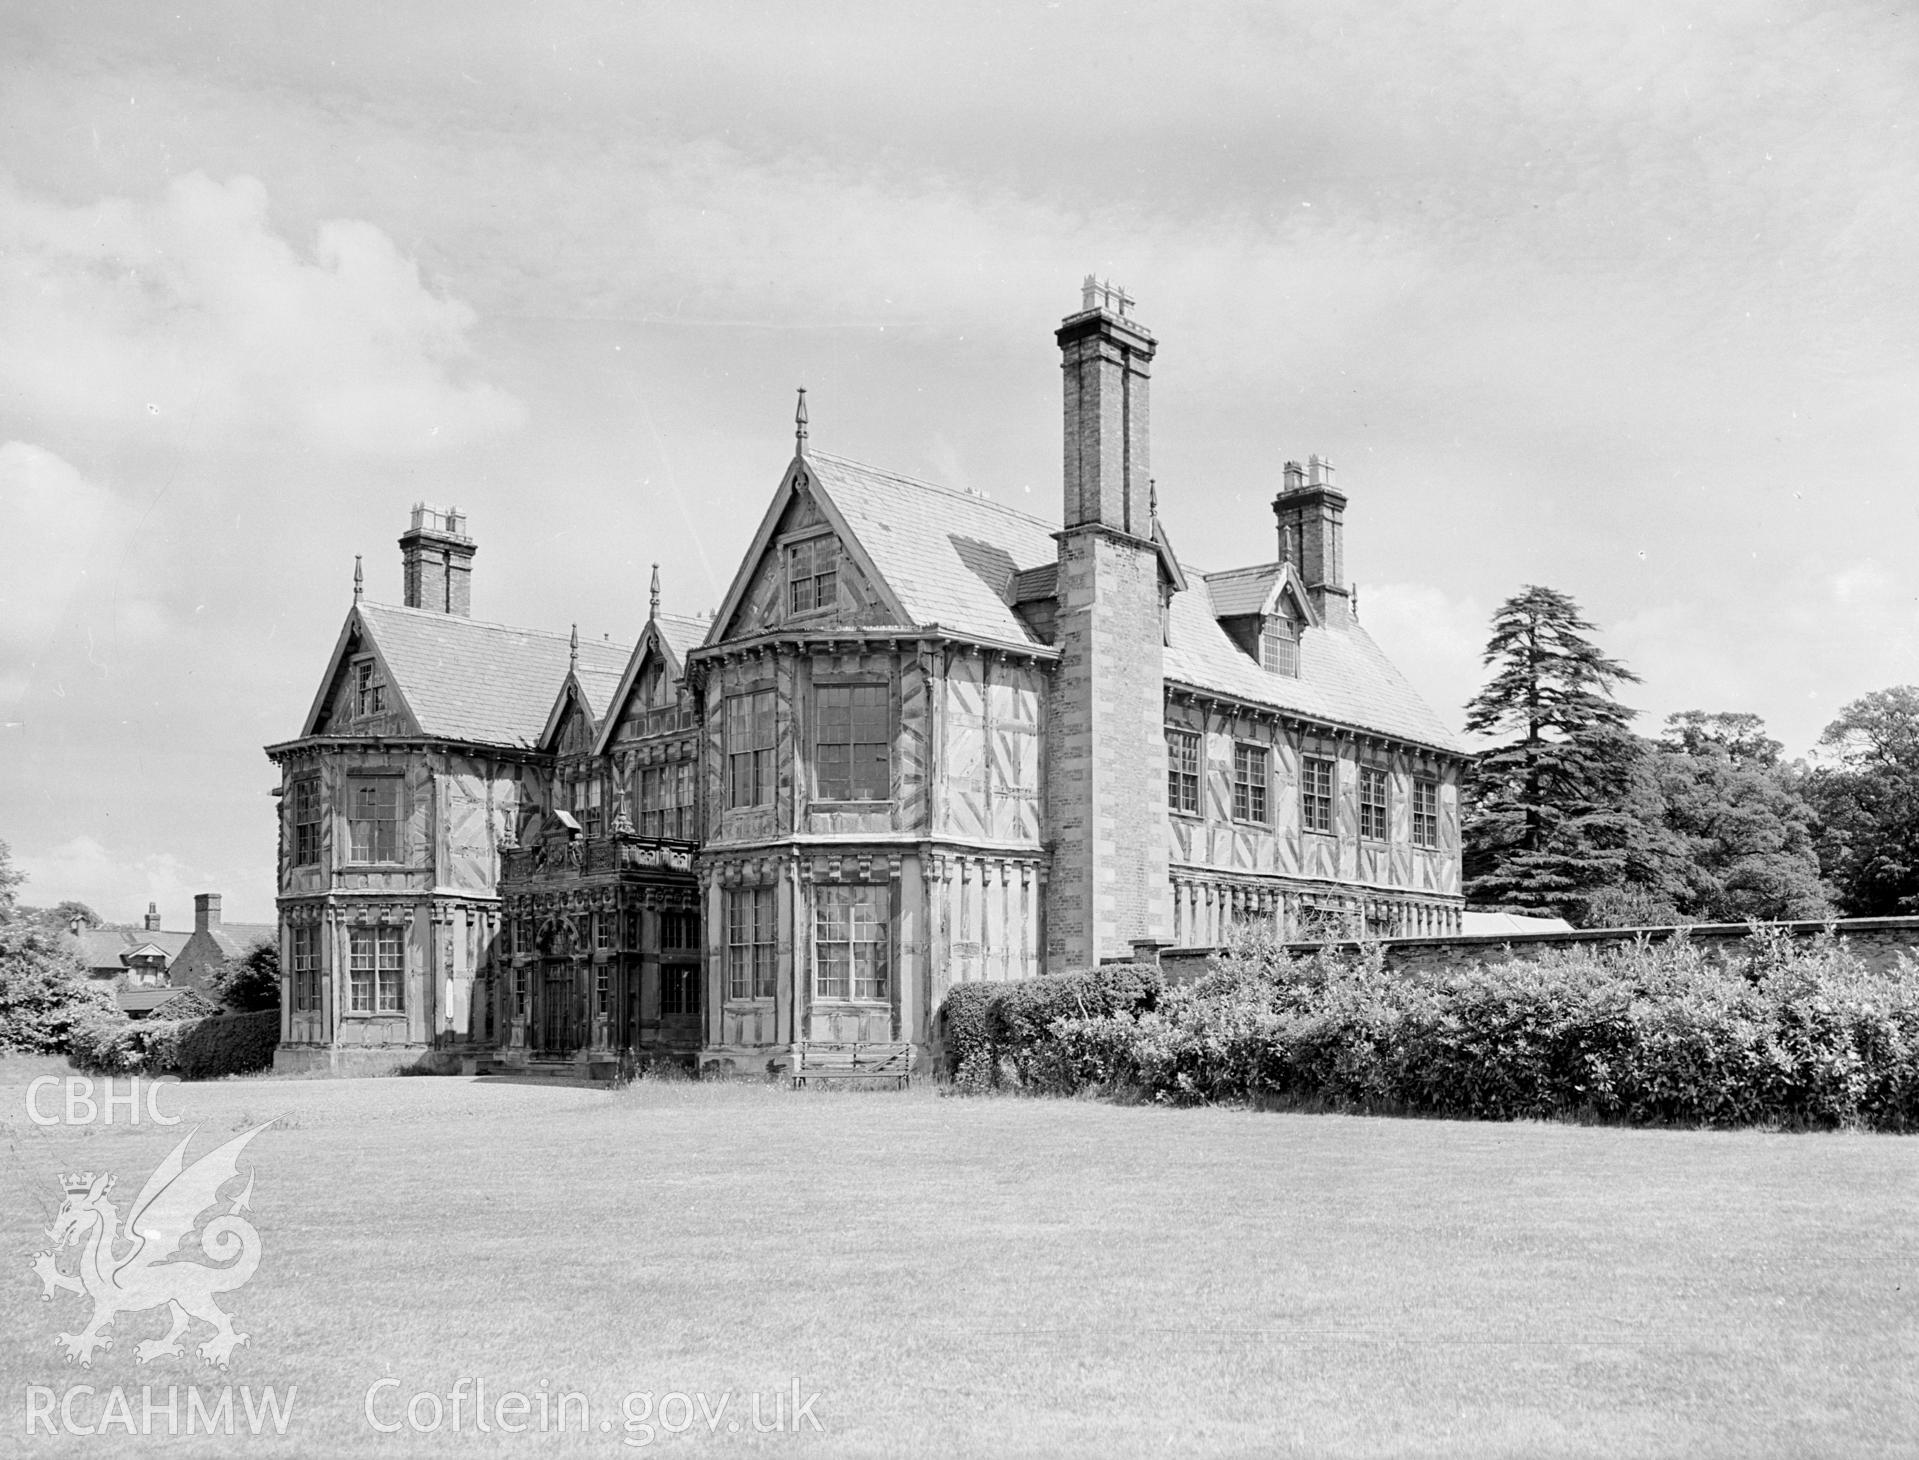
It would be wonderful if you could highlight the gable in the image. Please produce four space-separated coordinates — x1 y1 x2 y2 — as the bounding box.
592 614 708 756
713 459 903 640
310 618 419 738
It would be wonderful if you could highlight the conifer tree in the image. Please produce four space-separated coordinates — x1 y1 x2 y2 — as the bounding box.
1461 586 1665 920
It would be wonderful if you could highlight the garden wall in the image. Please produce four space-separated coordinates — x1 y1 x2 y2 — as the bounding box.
1156 916 1919 984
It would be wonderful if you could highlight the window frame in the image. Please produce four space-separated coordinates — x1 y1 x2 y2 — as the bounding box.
660 963 700 1016
347 925 404 1014
291 776 322 866
814 682 891 802
1260 617 1298 677
813 885 889 1002
725 886 776 1000
1231 742 1270 825
1301 755 1335 836
344 777 402 864
785 534 839 617
291 924 319 1012
1359 765 1390 842
725 690 777 809
1412 777 1440 850
1166 727 1202 818
353 658 386 718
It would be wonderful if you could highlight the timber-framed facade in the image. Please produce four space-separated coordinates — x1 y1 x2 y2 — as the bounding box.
267 285 1468 1078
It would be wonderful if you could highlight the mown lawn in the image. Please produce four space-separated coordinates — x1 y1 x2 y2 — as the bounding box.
2 1056 1915 1457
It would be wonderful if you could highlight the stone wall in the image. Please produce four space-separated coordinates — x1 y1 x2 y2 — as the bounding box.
1157 917 1919 984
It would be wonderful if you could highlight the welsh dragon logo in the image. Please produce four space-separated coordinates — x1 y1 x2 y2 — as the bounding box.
30 1121 273 1369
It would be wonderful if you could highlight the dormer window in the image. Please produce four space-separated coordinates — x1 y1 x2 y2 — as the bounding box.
1260 617 1298 677
787 536 838 615
354 659 387 716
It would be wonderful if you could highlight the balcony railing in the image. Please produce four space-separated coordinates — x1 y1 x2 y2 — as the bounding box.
502 834 695 883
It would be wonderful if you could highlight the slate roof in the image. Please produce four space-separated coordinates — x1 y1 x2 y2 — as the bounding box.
572 665 626 723
353 602 633 748
70 927 191 975
806 449 1466 756
1165 576 1468 755
807 452 1059 648
652 612 711 666
1204 564 1285 619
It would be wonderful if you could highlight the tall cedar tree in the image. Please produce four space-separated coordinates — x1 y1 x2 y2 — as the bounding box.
1809 686 1919 915
1463 586 1656 920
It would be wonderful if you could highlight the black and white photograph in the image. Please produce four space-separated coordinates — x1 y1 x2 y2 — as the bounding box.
3 3 1916 1455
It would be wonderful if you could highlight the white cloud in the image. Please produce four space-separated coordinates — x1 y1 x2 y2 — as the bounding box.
12 834 271 927
0 442 169 705
0 172 524 454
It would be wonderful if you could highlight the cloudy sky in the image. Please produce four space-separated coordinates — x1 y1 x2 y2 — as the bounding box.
2 1 1915 923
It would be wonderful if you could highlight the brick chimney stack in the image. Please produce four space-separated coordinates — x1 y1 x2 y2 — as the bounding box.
1273 454 1350 624
194 892 221 932
144 901 162 932
399 504 477 616
1047 277 1170 968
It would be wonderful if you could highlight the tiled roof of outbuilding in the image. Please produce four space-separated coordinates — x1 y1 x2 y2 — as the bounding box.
356 602 633 748
71 927 191 974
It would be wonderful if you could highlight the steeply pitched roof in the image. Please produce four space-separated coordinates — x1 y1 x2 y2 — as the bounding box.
652 612 710 664
806 451 1060 649
335 603 632 748
1165 573 1467 755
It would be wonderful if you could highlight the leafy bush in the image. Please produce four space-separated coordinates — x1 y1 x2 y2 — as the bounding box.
66 1013 163 1074
0 922 114 1054
171 1009 280 1080
1036 928 1919 1130
208 942 280 1012
68 1008 279 1080
936 964 1162 1088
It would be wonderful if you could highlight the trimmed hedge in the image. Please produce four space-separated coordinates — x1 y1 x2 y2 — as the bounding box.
68 1009 279 1081
937 964 1161 1086
1037 930 1919 1130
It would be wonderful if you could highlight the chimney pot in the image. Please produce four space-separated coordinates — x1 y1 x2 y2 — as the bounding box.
144 901 162 932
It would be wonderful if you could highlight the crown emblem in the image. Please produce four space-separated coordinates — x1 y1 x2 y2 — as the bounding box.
61 1172 112 1197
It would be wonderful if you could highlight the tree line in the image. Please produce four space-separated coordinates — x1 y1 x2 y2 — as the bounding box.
1464 585 1919 926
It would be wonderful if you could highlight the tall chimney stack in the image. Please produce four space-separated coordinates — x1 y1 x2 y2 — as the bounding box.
144 901 162 932
399 504 477 616
194 892 221 933
1047 278 1171 969
1273 454 1350 623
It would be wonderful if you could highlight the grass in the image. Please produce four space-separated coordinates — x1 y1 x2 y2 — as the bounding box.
2 1056 1916 1457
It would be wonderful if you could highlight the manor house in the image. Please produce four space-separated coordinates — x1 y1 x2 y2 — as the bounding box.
265 283 1467 1076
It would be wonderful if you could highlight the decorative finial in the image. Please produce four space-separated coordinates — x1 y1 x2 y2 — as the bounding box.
353 555 363 602
569 622 579 671
649 563 661 621
1148 478 1159 522
795 387 808 450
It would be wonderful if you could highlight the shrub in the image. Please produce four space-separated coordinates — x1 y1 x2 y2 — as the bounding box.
1037 928 1919 1131
67 1008 279 1080
937 964 1162 1088
937 981 999 1081
171 1009 280 1080
0 922 114 1054
66 1013 161 1075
